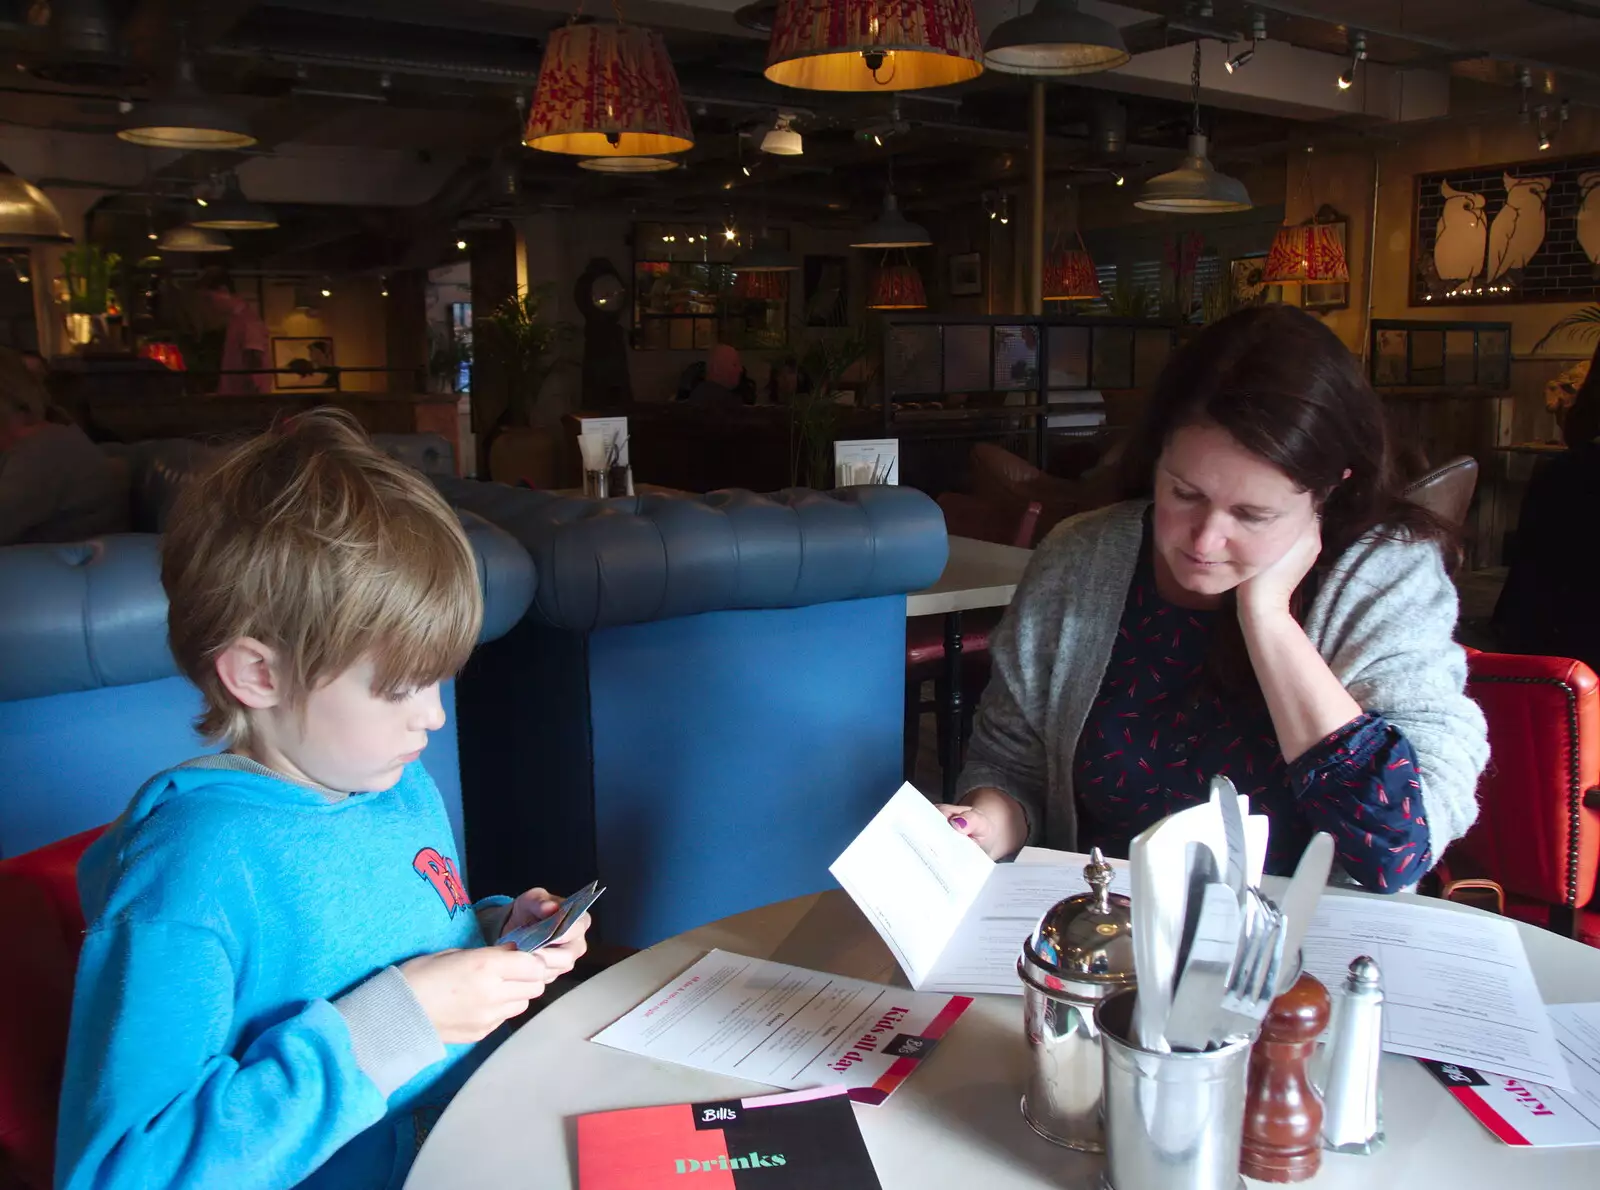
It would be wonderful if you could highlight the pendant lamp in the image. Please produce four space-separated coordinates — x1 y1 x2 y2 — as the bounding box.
1261 220 1349 284
851 193 931 249
577 156 680 173
983 0 1130 76
523 20 694 162
1043 247 1101 301
0 174 70 244
1135 43 1252 213
190 173 278 230
867 263 927 309
733 269 787 299
155 226 232 253
118 52 255 149
765 0 984 92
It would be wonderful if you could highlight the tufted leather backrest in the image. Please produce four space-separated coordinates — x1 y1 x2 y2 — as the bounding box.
370 432 457 478
436 480 948 632
1456 649 1600 913
99 439 221 533
0 516 534 704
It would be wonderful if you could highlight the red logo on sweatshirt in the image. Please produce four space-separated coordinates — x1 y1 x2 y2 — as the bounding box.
413 848 470 917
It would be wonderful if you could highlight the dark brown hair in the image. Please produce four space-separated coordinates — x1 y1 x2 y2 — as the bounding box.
1119 305 1451 692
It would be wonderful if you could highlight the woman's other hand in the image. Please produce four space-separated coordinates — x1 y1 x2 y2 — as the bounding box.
933 789 1027 859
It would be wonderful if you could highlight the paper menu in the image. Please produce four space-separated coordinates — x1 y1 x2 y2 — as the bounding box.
589 949 970 1105
1299 896 1572 1091
1423 1004 1600 1147
833 439 898 486
829 783 1132 994
574 415 629 465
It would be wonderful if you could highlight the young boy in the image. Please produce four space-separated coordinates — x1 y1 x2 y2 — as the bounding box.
55 410 587 1190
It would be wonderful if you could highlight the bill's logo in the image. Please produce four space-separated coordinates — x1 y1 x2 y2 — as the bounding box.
674 1153 787 1173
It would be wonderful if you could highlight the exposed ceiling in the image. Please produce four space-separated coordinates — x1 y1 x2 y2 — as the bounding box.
0 0 1594 272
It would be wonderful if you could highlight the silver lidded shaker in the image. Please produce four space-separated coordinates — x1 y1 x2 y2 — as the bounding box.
1317 955 1385 1154
1018 847 1135 1152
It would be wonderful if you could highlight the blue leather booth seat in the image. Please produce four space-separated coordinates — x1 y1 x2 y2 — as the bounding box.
0 516 535 863
438 481 948 948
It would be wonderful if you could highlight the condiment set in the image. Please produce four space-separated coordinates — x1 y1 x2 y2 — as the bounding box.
1018 776 1387 1189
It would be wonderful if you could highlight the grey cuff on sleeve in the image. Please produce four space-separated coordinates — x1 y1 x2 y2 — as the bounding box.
334 966 447 1097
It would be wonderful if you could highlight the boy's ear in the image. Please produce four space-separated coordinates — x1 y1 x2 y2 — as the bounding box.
214 637 286 710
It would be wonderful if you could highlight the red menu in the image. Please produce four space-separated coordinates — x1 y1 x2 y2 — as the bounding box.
577 1087 882 1189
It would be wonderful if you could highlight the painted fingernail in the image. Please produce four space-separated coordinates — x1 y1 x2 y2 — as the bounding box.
951 816 969 830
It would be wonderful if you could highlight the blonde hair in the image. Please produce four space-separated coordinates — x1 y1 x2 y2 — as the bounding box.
0 347 50 424
162 408 483 745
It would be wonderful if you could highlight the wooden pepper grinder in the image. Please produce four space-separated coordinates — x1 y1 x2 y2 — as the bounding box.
1241 971 1331 1183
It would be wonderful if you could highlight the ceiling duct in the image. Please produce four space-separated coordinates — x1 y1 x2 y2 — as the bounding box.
26 0 147 87
733 2 778 33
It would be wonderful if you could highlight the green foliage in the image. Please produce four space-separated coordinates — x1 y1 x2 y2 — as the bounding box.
789 326 879 488
1199 277 1236 325
60 245 121 315
1532 306 1600 354
1100 273 1154 319
476 284 579 421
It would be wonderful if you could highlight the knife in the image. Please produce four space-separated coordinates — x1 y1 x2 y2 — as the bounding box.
1210 774 1249 908
1273 832 1334 993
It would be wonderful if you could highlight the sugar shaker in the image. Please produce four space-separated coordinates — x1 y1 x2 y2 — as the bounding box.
1318 955 1386 1155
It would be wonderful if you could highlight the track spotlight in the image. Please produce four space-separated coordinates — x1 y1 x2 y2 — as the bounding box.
1337 32 1366 91
1226 45 1254 74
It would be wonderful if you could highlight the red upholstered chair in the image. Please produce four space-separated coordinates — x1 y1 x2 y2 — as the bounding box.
1436 650 1600 947
904 500 1040 779
0 826 105 1189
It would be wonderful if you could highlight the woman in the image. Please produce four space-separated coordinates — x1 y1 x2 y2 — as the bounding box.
1491 338 1600 669
940 306 1487 892
0 346 127 545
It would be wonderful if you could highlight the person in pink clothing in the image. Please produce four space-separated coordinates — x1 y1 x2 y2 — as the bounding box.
198 268 272 395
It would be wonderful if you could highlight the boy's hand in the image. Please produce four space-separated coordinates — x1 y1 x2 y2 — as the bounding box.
399 947 572 1044
499 886 562 939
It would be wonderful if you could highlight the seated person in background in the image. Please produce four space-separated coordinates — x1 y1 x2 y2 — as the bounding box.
0 346 128 545
681 343 755 407
937 306 1488 892
1492 343 1600 672
197 266 273 394
56 410 590 1190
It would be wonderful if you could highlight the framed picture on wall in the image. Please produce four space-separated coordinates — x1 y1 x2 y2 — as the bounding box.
1411 151 1600 305
948 251 983 297
272 336 337 390
1229 253 1290 307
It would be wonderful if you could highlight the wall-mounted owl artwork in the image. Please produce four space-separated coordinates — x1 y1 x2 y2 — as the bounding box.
1413 153 1600 305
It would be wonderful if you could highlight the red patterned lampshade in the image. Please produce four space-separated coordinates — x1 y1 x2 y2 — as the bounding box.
523 22 694 160
733 270 787 300
867 264 927 309
765 0 984 92
1044 248 1101 301
1262 221 1349 284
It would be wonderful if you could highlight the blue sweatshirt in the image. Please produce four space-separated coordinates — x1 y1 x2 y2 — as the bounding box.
56 756 510 1190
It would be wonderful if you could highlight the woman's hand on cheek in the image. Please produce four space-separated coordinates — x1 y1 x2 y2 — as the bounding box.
1236 515 1322 621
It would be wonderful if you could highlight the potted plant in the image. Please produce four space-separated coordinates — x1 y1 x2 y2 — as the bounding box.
475 284 579 425
59 244 123 351
791 326 878 489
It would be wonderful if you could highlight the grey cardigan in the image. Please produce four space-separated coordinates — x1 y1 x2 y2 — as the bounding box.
957 500 1489 870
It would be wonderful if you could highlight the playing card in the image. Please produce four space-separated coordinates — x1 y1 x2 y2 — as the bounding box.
500 881 605 952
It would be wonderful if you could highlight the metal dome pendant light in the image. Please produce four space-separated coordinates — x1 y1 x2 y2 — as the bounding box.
191 172 278 230
983 0 1130 77
523 7 695 163
1135 41 1252 213
851 156 931 249
764 0 984 92
118 48 254 149
0 173 70 244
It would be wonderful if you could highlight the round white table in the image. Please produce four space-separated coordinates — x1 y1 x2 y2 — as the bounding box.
407 889 1600 1188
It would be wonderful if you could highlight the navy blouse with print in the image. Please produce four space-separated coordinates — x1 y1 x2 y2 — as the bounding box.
1073 532 1433 892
